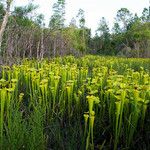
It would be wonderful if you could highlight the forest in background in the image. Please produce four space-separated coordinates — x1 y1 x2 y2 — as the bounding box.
0 0 150 63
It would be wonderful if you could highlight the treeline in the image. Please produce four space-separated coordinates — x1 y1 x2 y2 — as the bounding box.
0 0 150 60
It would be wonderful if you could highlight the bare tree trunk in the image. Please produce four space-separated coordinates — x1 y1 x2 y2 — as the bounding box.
0 0 12 54
40 28 44 59
134 42 140 57
37 41 40 59
53 38 56 57
23 48 26 59
145 40 150 58
6 34 14 58
60 36 65 56
0 12 9 53
28 35 33 58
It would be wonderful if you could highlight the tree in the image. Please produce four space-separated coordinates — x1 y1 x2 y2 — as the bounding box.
0 0 13 54
49 0 66 57
95 17 112 54
115 8 133 32
96 17 109 36
69 17 77 28
35 14 45 26
112 22 122 34
76 9 88 53
12 3 39 27
141 8 150 22
0 2 5 22
76 9 85 28
0 1 45 59
49 0 65 30
127 21 150 57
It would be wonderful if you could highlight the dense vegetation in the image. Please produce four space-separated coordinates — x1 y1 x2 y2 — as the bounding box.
0 0 150 149
0 0 150 61
0 55 150 149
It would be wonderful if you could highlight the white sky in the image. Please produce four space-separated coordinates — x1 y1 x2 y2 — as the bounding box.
13 0 149 35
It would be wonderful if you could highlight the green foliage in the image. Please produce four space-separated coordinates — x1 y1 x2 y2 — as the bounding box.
0 2 5 22
141 8 150 22
0 55 150 149
76 9 85 28
11 3 39 27
0 0 150 58
116 8 133 31
94 17 112 54
96 17 109 36
62 27 90 53
49 0 65 30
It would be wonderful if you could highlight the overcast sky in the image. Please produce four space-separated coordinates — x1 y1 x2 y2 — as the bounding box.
14 0 149 35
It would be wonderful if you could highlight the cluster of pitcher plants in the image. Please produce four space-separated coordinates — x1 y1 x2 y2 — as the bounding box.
0 55 150 149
